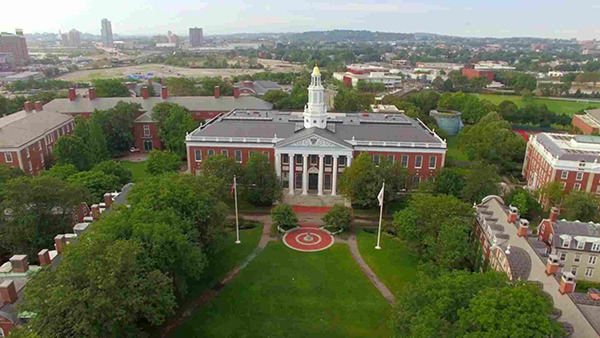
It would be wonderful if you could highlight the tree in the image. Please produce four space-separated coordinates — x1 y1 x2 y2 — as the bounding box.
392 271 561 337
0 176 89 259
461 162 501 203
0 164 25 201
68 170 121 202
126 174 228 250
54 135 93 171
434 168 465 198
393 194 475 270
0 94 10 117
321 205 352 232
262 90 289 106
458 282 563 337
87 118 110 164
20 239 176 337
538 182 566 208
42 163 78 181
563 191 598 222
91 160 133 186
459 112 526 173
333 88 373 112
164 77 197 96
94 102 140 155
199 154 242 199
242 153 282 206
159 105 197 157
270 204 298 231
146 150 181 175
91 79 130 97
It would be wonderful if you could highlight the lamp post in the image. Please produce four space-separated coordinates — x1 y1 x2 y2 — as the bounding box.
234 175 240 244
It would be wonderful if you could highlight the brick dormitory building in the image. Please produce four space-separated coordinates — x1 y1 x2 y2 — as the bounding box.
186 65 447 194
0 85 272 176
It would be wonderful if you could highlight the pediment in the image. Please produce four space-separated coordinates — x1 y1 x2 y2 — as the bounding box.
276 129 352 150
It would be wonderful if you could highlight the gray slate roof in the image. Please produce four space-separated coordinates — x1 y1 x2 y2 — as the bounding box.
504 245 532 281
0 110 73 148
190 110 444 145
552 220 600 250
535 133 600 162
42 96 273 115
586 108 600 125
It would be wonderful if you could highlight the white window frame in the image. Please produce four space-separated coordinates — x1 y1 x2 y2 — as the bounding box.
575 254 582 263
387 155 394 163
4 152 13 163
282 154 289 164
576 172 584 181
574 183 581 191
560 182 566 190
208 149 215 157
26 147 30 158
195 149 202 162
577 241 585 250
592 243 600 252
572 266 579 275
429 156 436 169
339 156 346 167
401 155 408 167
221 150 228 156
589 256 597 265
561 171 568 179
235 150 242 163
263 151 269 159
563 240 571 248
415 155 422 169
560 252 567 261
586 267 595 277
144 125 151 137
373 154 380 166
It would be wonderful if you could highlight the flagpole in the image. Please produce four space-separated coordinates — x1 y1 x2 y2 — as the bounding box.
234 175 241 244
376 180 384 250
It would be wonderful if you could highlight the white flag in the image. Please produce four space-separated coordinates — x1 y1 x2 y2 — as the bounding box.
377 183 385 207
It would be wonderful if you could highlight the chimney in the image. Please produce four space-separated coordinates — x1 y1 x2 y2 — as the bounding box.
91 204 100 220
0 280 18 304
545 254 559 276
559 272 577 294
161 86 168 99
103 193 113 208
517 219 529 238
142 86 149 99
88 87 96 100
54 234 66 253
68 87 76 101
214 86 220 99
38 249 51 266
23 101 32 112
550 207 559 223
9 255 28 273
234 86 240 99
34 101 43 111
507 205 519 223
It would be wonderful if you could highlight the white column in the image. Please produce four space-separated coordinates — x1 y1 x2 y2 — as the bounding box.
302 154 308 195
288 153 294 195
318 154 324 196
332 155 338 196
347 154 353 167
275 152 281 178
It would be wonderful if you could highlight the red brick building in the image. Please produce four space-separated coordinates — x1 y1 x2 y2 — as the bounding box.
572 109 600 135
186 66 447 195
0 31 29 64
41 87 272 153
523 133 600 195
0 102 74 176
462 65 494 82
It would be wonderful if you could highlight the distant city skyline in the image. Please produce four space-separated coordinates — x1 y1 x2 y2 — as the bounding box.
2 0 600 40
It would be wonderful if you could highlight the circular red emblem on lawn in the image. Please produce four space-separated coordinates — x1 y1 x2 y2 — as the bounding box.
283 228 334 252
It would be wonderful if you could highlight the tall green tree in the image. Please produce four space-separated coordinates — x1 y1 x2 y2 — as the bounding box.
0 164 25 201
146 150 181 175
92 160 133 186
160 105 197 157
199 154 242 200
88 118 110 164
434 168 466 198
563 191 598 222
54 135 93 171
242 153 282 206
91 79 130 97
68 170 121 203
461 161 501 203
538 182 566 208
42 163 79 181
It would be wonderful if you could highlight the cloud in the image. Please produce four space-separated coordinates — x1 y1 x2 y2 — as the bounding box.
316 2 448 13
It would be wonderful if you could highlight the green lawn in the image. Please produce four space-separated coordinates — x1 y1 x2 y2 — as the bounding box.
119 160 150 182
357 230 419 297
174 242 391 337
191 225 264 292
475 94 600 116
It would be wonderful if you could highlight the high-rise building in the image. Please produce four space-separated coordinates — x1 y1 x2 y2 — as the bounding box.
101 18 113 47
0 29 29 63
189 27 203 47
61 29 81 48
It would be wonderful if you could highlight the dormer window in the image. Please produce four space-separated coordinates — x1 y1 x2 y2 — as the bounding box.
563 240 571 248
577 240 585 250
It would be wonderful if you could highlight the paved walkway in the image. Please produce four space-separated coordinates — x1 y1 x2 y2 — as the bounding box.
486 200 598 338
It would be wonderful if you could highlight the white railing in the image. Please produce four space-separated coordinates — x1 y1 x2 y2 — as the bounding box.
346 140 446 149
188 136 284 144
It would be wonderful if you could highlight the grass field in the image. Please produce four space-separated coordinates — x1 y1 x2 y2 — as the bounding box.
119 161 149 182
474 94 600 116
356 230 419 297
173 242 391 337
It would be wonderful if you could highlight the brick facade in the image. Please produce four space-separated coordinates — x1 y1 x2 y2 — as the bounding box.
133 123 162 152
572 114 599 135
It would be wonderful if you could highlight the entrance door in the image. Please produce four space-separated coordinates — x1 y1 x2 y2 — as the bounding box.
309 173 318 191
143 140 153 151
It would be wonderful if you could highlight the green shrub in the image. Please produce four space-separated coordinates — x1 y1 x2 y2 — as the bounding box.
322 204 352 232
270 204 298 231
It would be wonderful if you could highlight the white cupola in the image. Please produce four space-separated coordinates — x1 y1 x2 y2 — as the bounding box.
303 64 328 129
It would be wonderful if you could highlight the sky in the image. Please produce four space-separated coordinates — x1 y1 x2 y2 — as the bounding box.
2 0 600 40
